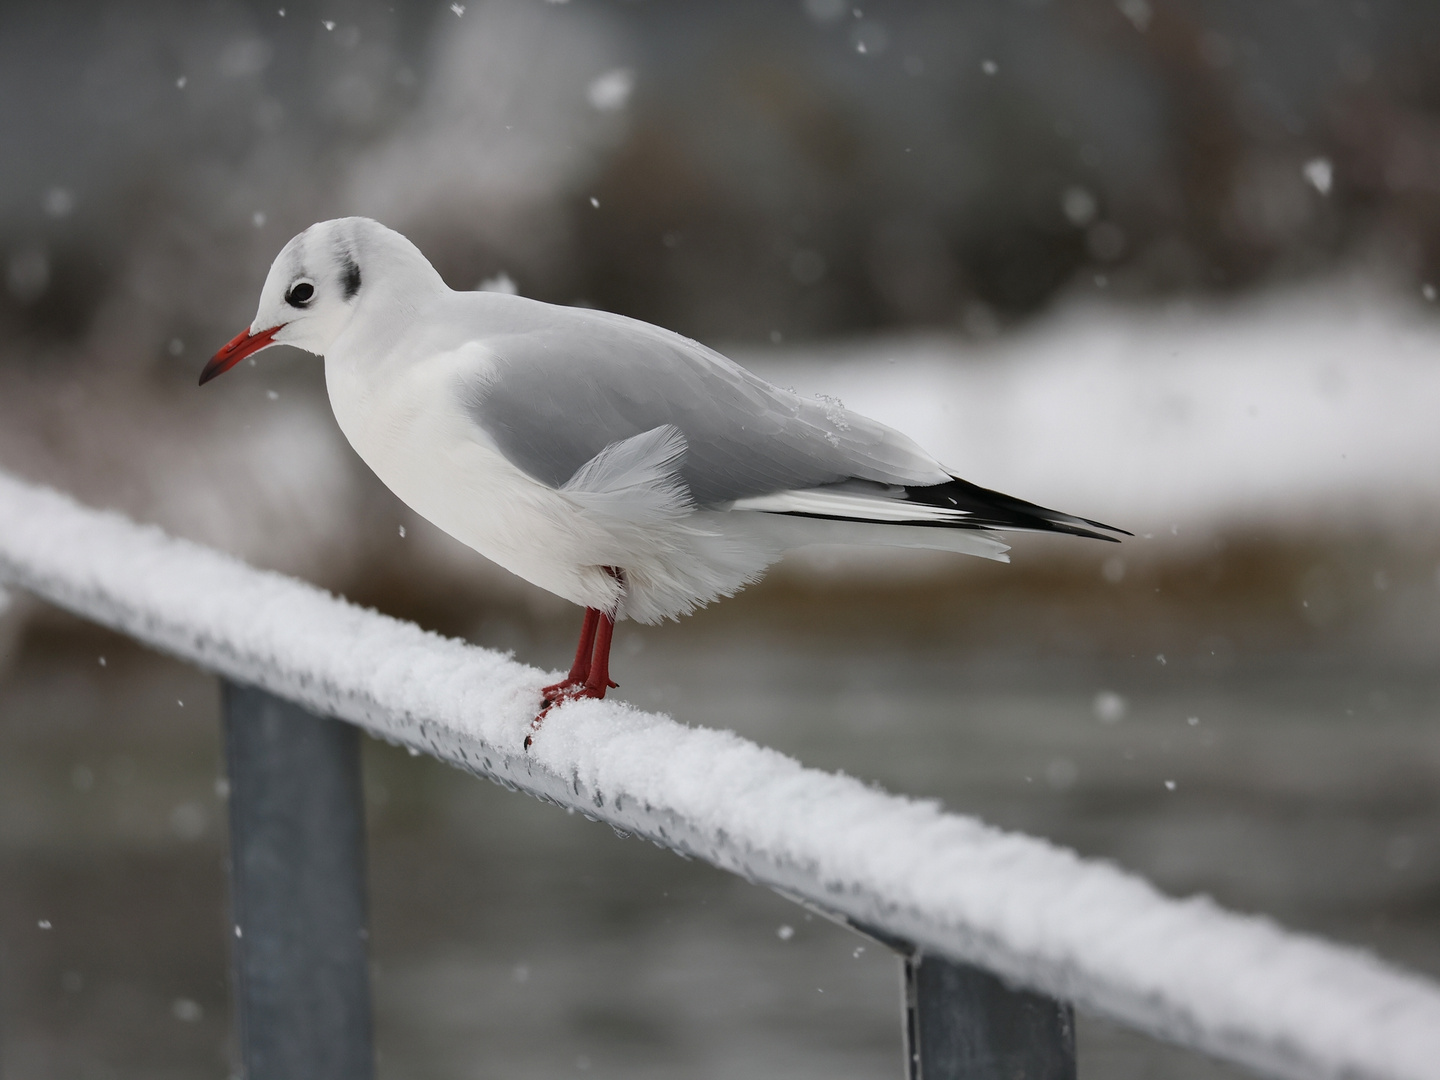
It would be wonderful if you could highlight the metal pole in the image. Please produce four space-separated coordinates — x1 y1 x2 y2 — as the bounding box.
222 680 375 1080
903 951 1075 1080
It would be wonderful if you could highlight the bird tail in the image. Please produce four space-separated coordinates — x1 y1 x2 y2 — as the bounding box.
902 476 1130 542
731 476 1129 543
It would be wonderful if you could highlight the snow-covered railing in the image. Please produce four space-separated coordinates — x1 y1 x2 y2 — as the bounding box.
2 467 1439 1080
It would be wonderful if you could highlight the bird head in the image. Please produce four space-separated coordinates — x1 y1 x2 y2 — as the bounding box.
200 216 441 385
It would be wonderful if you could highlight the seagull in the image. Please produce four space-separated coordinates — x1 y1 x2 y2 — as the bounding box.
202 217 1126 746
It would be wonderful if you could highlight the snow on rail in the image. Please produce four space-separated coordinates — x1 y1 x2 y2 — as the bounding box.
1 467 1437 1080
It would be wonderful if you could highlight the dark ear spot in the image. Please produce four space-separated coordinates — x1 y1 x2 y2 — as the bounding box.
341 253 361 301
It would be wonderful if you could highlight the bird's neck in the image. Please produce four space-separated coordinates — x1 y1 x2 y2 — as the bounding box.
330 278 448 369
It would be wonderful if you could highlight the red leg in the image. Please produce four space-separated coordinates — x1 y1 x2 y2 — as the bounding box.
527 571 626 749
541 607 599 704
584 611 619 696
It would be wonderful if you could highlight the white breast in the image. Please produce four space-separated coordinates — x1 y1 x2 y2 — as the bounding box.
324 343 632 611
323 337 786 622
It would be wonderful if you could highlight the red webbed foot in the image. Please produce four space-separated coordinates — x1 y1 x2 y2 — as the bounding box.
540 677 587 708
526 677 617 749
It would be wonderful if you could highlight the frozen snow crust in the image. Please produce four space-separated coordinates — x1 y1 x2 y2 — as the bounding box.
2 467 1437 1080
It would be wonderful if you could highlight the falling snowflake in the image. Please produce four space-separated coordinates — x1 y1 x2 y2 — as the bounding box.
587 68 635 112
1303 157 1333 195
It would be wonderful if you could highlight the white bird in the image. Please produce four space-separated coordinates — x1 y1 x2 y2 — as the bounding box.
203 217 1124 745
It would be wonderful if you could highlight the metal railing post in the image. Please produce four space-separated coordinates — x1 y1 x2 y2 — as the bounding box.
903 951 1075 1080
222 680 375 1080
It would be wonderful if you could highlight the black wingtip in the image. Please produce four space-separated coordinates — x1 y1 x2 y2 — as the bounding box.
1087 519 1133 539
907 477 1129 542
1061 513 1132 542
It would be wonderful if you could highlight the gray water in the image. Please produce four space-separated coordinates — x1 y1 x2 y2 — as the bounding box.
2 570 1438 1080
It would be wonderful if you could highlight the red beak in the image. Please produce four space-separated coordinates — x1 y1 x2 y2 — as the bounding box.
199 324 284 386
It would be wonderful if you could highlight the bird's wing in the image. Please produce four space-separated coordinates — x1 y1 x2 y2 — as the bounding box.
457 300 950 507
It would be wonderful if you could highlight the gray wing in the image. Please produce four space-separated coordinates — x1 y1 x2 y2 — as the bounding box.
460 300 948 507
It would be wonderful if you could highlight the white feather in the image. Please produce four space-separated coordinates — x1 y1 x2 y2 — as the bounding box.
561 425 692 523
731 487 970 523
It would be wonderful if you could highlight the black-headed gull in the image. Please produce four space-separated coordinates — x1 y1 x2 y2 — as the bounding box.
203 217 1124 745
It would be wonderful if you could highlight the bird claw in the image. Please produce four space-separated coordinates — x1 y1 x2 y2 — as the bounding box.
539 677 586 708
525 678 617 749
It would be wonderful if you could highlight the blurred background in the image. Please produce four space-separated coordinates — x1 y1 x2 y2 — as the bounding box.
2 0 1439 1077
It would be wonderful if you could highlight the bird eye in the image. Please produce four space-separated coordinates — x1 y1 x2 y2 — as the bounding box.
285 281 315 307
